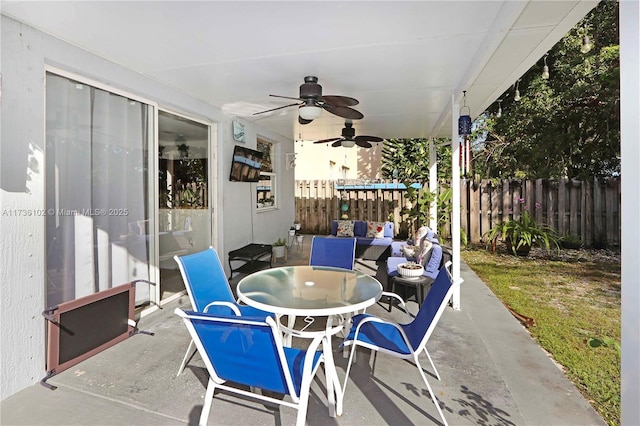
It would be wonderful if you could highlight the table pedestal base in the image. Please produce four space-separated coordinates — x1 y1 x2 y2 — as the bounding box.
278 315 345 417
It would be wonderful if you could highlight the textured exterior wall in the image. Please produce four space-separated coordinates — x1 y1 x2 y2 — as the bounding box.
0 15 294 399
294 140 384 181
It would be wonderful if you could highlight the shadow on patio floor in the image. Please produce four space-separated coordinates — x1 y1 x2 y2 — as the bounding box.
1 236 604 425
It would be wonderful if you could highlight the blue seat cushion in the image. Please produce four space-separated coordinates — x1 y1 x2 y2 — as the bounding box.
344 314 412 355
356 236 392 246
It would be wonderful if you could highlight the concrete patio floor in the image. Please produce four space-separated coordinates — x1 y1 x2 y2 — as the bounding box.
1 237 605 425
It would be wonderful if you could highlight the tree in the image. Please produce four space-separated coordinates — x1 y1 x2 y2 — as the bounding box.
473 1 620 180
381 138 452 182
381 138 454 237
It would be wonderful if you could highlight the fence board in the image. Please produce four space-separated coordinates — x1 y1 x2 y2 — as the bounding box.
605 180 617 246
570 180 580 237
480 180 491 240
582 181 590 244
558 179 567 236
502 180 511 221
525 180 534 213
461 180 470 241
512 182 522 219
535 179 544 223
547 181 557 230
490 181 501 238
469 182 480 243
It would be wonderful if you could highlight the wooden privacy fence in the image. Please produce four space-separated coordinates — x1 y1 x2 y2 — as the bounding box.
294 179 621 247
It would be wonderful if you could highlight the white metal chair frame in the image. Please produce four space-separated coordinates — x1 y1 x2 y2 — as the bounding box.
341 262 462 426
175 309 325 426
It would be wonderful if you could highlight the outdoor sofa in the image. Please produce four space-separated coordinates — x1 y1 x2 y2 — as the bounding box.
328 219 394 261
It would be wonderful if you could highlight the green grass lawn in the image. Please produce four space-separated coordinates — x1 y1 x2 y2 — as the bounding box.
461 246 621 426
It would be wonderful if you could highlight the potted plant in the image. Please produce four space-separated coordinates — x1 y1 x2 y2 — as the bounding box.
485 206 559 256
397 261 424 278
294 220 301 231
272 238 286 258
296 234 304 244
289 227 296 237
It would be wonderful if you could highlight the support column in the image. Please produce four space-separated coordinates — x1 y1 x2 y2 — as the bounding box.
620 0 640 423
450 95 461 310
428 138 438 231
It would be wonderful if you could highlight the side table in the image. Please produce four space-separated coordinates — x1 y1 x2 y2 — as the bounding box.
228 243 272 279
389 275 434 309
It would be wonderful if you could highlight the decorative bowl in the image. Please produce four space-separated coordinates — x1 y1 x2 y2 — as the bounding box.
397 262 424 279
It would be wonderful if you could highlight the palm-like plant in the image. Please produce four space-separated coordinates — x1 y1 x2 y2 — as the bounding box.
485 206 559 256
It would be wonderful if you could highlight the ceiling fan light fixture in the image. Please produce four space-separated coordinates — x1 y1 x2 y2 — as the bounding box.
299 105 322 120
342 140 356 148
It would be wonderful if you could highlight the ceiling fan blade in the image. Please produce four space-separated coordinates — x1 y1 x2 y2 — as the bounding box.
331 141 343 147
321 95 359 107
313 137 342 144
323 104 364 120
298 116 313 125
269 94 304 101
355 135 384 143
253 102 301 115
356 140 373 148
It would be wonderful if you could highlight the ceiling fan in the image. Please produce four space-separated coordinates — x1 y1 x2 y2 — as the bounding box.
253 76 364 125
313 121 384 148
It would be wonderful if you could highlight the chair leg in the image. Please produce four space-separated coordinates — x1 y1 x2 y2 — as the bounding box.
415 356 448 426
295 386 311 426
177 339 196 377
199 377 216 426
388 278 396 311
341 343 361 397
423 347 441 381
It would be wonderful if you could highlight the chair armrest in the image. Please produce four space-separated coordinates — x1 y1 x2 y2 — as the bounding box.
381 291 406 307
203 301 241 316
381 291 412 321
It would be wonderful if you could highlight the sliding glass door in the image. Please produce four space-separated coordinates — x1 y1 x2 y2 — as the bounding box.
45 71 154 308
157 110 211 302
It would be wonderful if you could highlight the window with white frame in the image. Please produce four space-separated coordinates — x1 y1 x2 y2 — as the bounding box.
256 139 275 210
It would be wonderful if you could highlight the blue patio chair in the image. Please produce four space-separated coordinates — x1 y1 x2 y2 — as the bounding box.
175 309 324 426
309 236 356 270
289 236 357 335
174 247 270 376
341 262 462 426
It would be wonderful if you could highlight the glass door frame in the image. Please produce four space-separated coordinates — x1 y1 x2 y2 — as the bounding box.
154 107 216 308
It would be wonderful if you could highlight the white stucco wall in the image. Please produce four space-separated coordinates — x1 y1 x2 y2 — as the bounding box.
294 140 384 180
0 15 294 399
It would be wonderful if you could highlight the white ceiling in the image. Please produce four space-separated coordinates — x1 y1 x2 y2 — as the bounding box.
1 1 599 142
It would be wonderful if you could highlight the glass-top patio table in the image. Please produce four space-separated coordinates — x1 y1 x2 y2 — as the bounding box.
236 265 383 418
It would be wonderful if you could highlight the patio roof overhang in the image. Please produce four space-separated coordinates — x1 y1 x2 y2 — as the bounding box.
0 0 600 311
1 0 599 141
